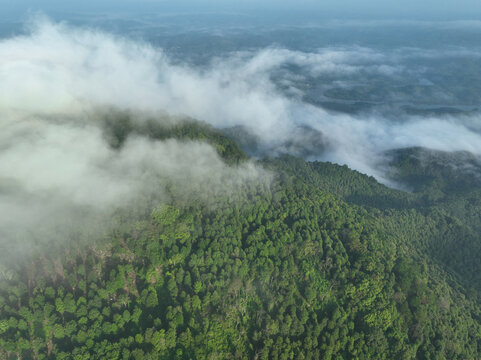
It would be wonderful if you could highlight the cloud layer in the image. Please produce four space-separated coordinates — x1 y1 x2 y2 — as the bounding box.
0 18 270 263
2 18 481 262
3 19 481 175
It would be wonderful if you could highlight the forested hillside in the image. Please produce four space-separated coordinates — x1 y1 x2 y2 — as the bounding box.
1 120 481 359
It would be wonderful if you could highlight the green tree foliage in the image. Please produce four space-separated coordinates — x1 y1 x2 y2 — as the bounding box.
1 124 481 359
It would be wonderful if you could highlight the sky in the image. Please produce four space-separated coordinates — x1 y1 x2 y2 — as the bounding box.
3 0 481 21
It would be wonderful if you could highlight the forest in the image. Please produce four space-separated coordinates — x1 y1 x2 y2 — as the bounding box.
1 118 481 359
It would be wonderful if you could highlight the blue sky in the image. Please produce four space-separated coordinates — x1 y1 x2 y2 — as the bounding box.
3 0 481 20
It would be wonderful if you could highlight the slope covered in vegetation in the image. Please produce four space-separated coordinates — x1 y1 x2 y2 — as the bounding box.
1 121 481 359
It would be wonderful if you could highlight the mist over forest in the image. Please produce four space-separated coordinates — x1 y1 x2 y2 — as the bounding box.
4 17 481 182
2 6 481 360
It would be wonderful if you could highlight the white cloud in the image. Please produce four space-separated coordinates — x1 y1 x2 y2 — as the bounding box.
2 17 481 262
0 18 271 262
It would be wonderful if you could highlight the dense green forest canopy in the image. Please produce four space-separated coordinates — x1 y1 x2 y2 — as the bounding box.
1 117 481 359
